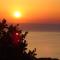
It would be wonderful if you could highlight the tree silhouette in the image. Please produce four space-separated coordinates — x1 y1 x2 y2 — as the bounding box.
0 19 59 60
0 19 37 60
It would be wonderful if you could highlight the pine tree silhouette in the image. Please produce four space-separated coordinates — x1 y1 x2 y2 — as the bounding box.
0 19 37 60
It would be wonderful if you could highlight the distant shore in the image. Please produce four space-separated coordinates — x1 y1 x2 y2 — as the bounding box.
37 57 59 60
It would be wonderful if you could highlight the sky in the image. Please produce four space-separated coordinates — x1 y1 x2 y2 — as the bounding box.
0 0 60 58
0 0 60 24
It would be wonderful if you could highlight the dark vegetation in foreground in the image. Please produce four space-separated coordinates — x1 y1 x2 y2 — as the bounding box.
0 19 59 60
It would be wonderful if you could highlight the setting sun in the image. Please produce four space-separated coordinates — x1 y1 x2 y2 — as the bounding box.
14 11 22 18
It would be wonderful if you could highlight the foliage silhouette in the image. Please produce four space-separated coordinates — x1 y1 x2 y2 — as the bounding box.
0 19 59 60
0 19 37 60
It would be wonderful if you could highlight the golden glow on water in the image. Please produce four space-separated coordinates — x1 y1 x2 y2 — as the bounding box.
26 32 60 58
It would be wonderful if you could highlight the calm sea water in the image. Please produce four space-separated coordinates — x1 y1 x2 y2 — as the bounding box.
26 32 60 59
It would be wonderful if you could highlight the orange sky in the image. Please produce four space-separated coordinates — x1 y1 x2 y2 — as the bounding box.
0 0 60 24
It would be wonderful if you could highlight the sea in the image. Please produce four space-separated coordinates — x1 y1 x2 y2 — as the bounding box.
26 31 60 59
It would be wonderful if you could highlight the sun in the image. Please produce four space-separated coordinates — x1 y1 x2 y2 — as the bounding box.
14 11 22 18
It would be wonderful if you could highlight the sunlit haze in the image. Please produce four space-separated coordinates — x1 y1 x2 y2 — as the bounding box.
0 0 60 23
